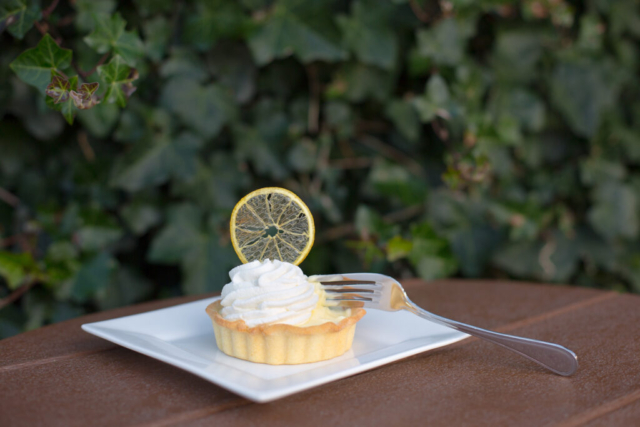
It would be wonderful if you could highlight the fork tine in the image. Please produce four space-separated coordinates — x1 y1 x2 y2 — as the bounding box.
322 285 380 292
322 280 382 299
321 279 381 291
313 273 386 283
321 281 381 290
326 295 374 301
324 290 381 302
317 276 383 308
323 288 376 294
320 280 377 286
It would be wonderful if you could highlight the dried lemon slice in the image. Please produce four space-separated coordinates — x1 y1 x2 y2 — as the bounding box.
230 187 315 265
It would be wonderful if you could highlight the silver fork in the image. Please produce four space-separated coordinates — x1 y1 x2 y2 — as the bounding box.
313 273 578 376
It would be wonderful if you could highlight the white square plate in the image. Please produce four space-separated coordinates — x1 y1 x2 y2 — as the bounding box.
82 297 468 402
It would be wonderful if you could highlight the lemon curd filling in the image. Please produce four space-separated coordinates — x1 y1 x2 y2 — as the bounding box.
299 283 352 327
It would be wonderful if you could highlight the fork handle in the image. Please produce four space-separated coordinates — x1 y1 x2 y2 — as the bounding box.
408 304 578 376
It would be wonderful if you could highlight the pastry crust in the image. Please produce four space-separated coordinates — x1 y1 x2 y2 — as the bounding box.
206 301 365 334
206 300 366 365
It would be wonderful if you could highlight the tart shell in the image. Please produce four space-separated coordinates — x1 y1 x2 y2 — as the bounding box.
206 300 366 365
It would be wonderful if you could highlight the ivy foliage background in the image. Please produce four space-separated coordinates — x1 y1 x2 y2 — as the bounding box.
1 0 640 338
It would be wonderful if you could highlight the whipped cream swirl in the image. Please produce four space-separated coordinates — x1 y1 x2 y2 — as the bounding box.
220 259 319 327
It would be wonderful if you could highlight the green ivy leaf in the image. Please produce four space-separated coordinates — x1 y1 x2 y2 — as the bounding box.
354 205 399 240
385 100 420 143
143 16 171 62
51 302 84 323
181 234 238 295
0 0 41 39
71 252 115 302
0 251 38 290
491 29 546 83
160 78 234 138
386 235 412 262
577 15 604 53
426 74 450 106
171 153 250 210
337 0 397 70
43 241 80 287
112 109 145 142
415 17 475 66
77 103 119 137
159 48 208 82
84 13 144 65
148 204 202 264
45 75 79 125
287 139 317 173
491 240 541 278
133 0 172 18
448 225 501 277
97 55 138 107
492 231 579 282
248 0 346 65
491 88 545 133
233 124 288 180
588 181 638 240
580 157 626 186
76 225 123 251
408 223 458 280
0 307 25 338
121 203 162 235
96 267 153 310
414 74 451 122
183 1 252 51
324 101 354 138
367 160 426 205
209 42 257 104
23 289 50 330
9 34 73 93
550 60 618 138
338 63 394 102
148 204 238 294
110 132 203 192
70 82 100 109
73 0 116 32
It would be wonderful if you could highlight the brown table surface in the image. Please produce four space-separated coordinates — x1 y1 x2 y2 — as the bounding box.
1 279 639 426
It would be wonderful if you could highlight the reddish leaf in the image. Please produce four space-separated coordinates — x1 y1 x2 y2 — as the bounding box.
45 74 79 124
121 69 139 98
45 75 72 104
70 82 100 109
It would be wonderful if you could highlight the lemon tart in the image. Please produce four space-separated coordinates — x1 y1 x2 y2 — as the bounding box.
206 260 365 365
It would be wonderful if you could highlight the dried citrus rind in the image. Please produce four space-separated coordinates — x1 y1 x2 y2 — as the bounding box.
230 187 315 265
